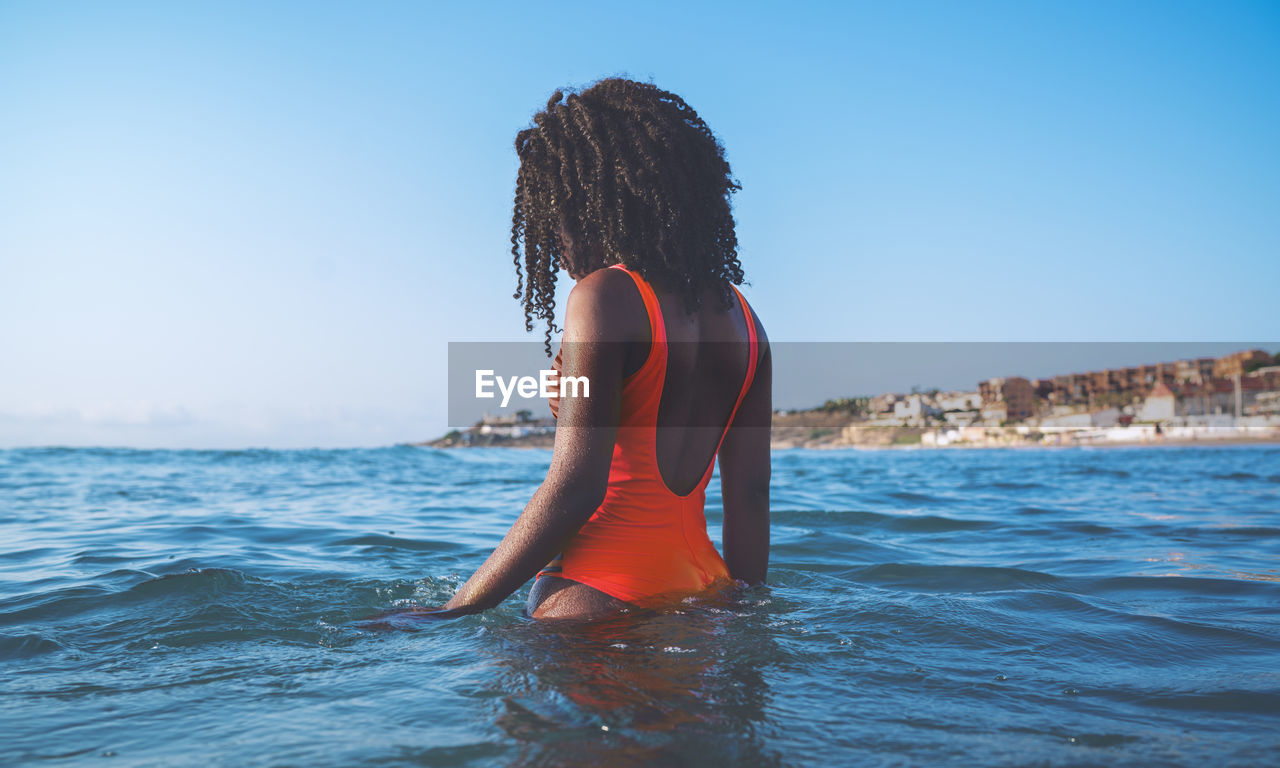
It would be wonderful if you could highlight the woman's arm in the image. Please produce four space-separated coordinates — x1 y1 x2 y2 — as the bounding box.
441 269 636 613
717 316 771 585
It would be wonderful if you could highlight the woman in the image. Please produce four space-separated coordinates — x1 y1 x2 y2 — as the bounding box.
442 78 771 620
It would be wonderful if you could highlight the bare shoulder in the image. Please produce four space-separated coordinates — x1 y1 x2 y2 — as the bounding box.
565 267 647 342
738 286 770 360
569 265 641 305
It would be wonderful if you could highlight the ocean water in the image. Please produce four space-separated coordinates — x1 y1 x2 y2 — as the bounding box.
2 445 1278 767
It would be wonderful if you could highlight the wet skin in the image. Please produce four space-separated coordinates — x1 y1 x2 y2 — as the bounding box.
525 573 630 620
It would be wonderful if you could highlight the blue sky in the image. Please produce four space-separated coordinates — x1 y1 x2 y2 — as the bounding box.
2 1 1277 447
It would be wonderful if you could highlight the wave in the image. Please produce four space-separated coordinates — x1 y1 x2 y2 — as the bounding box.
886 491 954 505
1067 466 1132 478
331 534 466 553
852 563 1060 591
0 632 67 661
1213 472 1260 481
769 508 995 533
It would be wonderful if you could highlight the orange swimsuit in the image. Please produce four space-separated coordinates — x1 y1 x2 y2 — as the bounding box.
538 264 759 604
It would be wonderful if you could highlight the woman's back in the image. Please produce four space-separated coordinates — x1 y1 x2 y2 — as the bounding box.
539 265 761 608
650 271 761 496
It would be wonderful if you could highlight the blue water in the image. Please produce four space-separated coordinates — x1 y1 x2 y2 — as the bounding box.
2 446 1278 766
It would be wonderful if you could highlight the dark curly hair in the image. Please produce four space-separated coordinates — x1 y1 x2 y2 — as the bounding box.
510 78 744 355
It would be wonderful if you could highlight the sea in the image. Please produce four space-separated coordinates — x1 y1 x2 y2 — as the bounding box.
2 445 1278 767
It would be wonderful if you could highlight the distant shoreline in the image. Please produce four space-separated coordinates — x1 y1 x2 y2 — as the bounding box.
416 433 1280 450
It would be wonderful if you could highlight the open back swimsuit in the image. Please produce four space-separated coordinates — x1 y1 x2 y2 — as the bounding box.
536 264 759 604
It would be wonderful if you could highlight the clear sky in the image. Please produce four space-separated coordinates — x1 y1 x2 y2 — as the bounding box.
2 1 1278 448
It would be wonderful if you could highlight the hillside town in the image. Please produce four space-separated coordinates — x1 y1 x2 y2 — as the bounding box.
429 409 557 448
802 348 1280 447
426 349 1280 449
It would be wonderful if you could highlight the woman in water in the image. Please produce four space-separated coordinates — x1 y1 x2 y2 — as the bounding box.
442 78 771 620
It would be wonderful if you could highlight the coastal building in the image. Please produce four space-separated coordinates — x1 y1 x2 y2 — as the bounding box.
1139 381 1176 421
869 394 898 415
936 391 982 412
892 395 921 422
1092 408 1121 428
1083 370 1112 398
1254 391 1280 416
1178 377 1269 418
892 394 941 424
979 377 1034 423
1214 350 1272 378
980 400 1007 426
942 410 978 427
1048 374 1085 404
476 409 555 438
1128 364 1168 390
1245 368 1280 411
1038 408 1121 429
1172 357 1216 385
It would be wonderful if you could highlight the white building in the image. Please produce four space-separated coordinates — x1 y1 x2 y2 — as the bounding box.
893 395 924 422
936 391 982 412
1139 381 1176 421
1038 408 1121 429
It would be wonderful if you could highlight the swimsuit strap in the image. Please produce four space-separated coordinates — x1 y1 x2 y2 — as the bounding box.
607 264 667 351
696 283 759 487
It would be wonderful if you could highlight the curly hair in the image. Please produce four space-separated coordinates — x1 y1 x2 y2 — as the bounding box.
510 78 744 355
